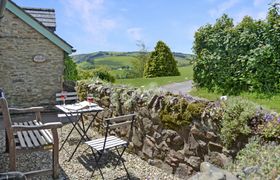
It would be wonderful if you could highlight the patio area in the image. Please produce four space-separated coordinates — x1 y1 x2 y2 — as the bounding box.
0 113 181 179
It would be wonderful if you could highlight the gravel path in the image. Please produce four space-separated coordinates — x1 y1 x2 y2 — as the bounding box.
160 80 193 95
0 121 181 180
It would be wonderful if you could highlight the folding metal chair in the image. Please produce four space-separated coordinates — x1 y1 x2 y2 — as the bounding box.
85 113 136 179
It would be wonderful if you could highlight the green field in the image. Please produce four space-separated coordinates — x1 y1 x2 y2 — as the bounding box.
94 56 137 69
115 66 193 88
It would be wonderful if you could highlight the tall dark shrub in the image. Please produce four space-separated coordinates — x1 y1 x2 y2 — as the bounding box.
144 41 180 78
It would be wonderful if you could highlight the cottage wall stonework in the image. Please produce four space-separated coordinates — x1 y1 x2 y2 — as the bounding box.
0 10 65 107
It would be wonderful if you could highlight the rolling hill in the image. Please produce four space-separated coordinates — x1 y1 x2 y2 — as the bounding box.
72 51 195 70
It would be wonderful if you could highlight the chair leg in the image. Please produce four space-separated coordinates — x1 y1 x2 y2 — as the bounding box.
52 130 59 179
91 149 104 179
114 147 126 169
9 148 16 171
8 135 16 171
115 147 130 179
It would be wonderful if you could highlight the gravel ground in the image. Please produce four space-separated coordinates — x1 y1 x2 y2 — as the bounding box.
0 121 181 180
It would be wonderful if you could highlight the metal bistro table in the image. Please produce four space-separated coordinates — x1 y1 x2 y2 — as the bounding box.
55 102 103 161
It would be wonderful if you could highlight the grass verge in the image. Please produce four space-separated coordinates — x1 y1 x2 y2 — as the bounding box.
190 88 280 113
115 66 193 88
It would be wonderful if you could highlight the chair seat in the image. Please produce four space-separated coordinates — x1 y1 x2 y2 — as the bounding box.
13 120 53 150
86 136 128 151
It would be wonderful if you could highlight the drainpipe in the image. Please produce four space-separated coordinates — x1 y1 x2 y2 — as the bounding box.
0 0 8 21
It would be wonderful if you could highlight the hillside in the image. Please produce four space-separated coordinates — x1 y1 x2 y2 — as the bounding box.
72 51 195 69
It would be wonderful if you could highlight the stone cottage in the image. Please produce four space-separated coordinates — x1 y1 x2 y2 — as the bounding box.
0 0 75 107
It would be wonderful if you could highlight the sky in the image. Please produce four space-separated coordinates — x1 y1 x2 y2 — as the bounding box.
13 0 271 55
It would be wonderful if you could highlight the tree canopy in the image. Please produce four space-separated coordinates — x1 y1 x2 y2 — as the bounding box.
144 41 180 78
193 4 280 95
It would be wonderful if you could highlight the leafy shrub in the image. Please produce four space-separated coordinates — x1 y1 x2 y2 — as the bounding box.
64 56 78 81
227 137 280 179
78 69 95 80
94 68 115 83
220 97 257 148
193 4 280 94
78 66 115 83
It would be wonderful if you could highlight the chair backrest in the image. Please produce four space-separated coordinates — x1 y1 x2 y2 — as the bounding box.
103 113 136 149
0 97 14 143
0 97 12 129
55 91 78 104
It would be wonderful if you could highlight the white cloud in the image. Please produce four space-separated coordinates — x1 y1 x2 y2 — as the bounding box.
127 27 143 41
60 0 118 43
253 0 267 7
209 0 240 17
233 8 267 23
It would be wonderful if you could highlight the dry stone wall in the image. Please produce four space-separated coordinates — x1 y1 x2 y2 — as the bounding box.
0 10 65 107
77 81 233 178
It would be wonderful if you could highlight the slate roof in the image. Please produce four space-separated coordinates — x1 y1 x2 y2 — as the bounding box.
23 7 56 32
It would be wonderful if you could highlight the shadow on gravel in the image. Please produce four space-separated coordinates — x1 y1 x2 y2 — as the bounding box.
77 151 140 180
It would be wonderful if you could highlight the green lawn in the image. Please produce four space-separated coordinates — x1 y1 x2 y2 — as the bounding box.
115 66 193 88
190 88 280 113
94 56 137 69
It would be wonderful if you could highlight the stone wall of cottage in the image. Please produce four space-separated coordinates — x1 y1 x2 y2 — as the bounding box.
0 10 64 107
77 81 233 179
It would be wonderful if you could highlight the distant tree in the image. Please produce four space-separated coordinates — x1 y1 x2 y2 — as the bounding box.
78 66 115 83
64 55 78 81
131 41 149 78
144 41 180 78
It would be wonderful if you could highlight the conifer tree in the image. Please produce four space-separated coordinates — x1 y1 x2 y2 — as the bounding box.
144 41 180 78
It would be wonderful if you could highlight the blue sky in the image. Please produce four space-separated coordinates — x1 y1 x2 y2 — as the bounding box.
13 0 270 54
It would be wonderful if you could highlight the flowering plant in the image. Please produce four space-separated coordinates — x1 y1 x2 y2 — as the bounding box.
260 112 280 140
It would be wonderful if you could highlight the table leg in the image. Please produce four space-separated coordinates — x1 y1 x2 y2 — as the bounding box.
67 112 100 161
60 113 86 152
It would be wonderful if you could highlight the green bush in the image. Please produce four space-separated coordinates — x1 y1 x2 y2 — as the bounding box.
220 97 257 148
94 68 115 83
78 66 115 83
227 137 280 179
144 41 180 78
64 55 78 81
193 4 280 94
